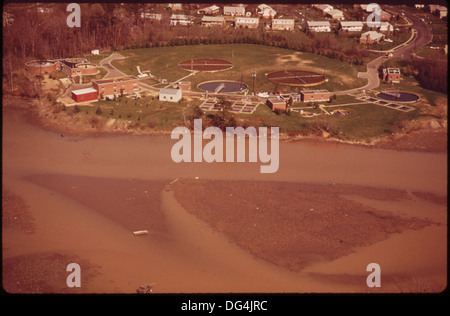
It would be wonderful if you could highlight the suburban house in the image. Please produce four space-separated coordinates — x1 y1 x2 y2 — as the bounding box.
383 68 401 83
317 4 334 14
197 5 220 15
71 87 98 103
307 20 331 32
170 14 194 26
201 16 226 27
159 88 182 102
92 76 140 97
257 4 277 18
339 21 364 32
326 9 345 20
272 18 295 31
235 17 259 29
167 3 183 11
300 90 331 103
360 31 385 44
267 97 287 112
223 5 246 16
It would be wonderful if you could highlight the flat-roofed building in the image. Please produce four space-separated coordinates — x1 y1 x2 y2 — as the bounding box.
92 76 140 97
267 96 287 112
339 21 363 31
272 18 295 30
307 20 331 32
235 17 259 28
71 87 98 103
159 87 182 102
201 15 226 27
300 89 331 102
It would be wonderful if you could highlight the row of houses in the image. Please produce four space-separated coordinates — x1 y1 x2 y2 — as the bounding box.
198 4 277 18
313 4 345 20
184 14 295 30
307 20 394 33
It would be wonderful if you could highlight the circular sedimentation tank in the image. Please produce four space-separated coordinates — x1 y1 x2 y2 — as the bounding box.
197 80 248 93
25 60 58 73
266 70 326 87
179 58 233 72
376 91 420 103
75 63 98 75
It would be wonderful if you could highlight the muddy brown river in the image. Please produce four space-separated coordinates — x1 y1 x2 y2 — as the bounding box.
2 107 447 294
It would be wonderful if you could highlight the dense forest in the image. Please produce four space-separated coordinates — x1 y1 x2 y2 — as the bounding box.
2 2 447 94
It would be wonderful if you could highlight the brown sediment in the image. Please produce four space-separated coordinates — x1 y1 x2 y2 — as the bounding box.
3 252 100 294
26 175 170 240
2 189 35 234
171 179 436 272
411 191 448 206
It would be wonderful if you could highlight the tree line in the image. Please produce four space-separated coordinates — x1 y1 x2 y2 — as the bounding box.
3 3 446 95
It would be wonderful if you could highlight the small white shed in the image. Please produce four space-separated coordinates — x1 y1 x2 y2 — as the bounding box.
159 88 182 102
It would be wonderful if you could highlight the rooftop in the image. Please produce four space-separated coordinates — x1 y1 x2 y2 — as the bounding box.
160 88 181 95
72 87 98 95
340 21 364 26
202 16 225 22
307 21 331 27
93 76 138 85
384 68 401 74
301 89 331 95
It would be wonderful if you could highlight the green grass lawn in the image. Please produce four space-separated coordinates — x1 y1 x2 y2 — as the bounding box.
110 44 367 94
75 95 200 131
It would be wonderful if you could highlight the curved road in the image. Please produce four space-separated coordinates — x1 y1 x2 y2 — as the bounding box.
335 7 433 95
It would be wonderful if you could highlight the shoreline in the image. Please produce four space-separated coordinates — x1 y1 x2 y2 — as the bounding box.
3 96 447 154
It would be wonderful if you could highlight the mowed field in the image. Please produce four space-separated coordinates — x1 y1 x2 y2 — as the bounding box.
110 44 367 93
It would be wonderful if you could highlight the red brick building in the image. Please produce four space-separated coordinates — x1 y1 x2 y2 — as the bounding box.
71 87 98 103
267 97 287 111
92 76 140 97
300 90 331 102
178 81 191 92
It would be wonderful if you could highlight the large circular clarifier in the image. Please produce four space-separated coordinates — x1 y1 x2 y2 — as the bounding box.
198 80 248 93
376 91 420 103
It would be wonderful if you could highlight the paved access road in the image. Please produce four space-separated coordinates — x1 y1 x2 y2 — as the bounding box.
335 8 433 95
